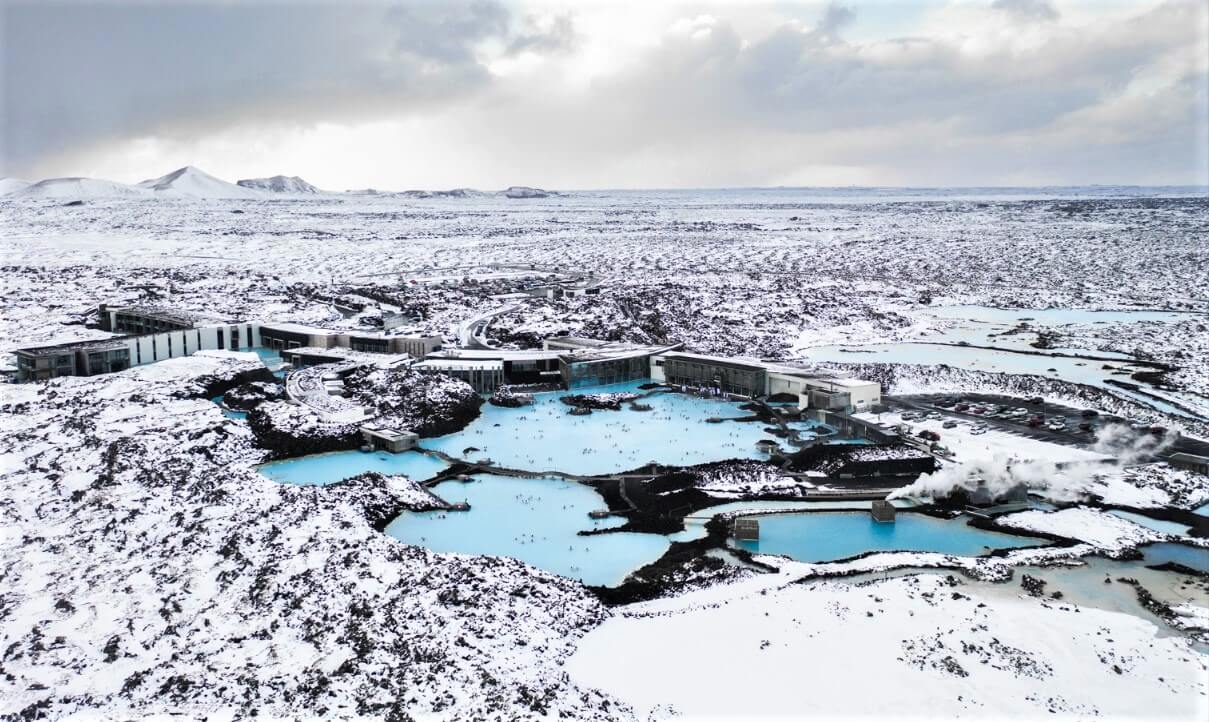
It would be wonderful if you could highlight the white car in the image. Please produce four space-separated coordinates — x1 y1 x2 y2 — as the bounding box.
970 427 987 435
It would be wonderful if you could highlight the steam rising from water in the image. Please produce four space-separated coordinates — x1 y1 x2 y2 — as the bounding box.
889 424 1176 503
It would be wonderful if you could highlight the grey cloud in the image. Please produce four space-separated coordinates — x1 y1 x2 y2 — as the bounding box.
590 1 1200 141
992 0 1060 23
1 0 1204 187
455 0 1205 187
0 0 573 177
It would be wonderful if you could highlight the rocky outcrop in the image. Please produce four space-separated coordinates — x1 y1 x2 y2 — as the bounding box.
489 386 534 408
344 366 483 437
247 401 361 458
222 381 286 410
560 393 640 411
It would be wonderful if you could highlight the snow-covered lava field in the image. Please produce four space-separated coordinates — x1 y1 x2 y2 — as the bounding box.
2 183 1208 720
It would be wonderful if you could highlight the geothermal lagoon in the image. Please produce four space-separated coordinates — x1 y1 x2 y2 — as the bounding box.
730 511 1046 562
418 380 783 475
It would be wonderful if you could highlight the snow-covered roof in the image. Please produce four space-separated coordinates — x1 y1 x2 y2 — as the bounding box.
414 358 504 371
427 348 560 362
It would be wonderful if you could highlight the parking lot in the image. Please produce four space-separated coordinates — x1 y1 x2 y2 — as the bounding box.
886 393 1209 460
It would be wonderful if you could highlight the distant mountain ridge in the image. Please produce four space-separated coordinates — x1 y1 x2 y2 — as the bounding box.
12 177 150 199
0 178 31 195
2 166 562 201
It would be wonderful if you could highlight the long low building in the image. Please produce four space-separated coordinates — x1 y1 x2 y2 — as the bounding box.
15 321 262 382
259 322 441 359
650 351 881 413
15 306 882 413
412 358 506 393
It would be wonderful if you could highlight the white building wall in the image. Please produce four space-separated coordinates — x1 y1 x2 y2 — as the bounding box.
649 356 666 382
198 326 221 351
136 336 156 365
846 383 881 411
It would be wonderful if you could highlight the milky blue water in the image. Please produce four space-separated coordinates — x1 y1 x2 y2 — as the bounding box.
241 346 288 378
258 450 450 486
799 341 1201 419
385 474 673 586
913 306 1190 358
928 305 1192 328
385 480 1051 585
210 395 247 420
1194 503 1209 518
798 305 1207 419
1107 510 1193 537
1141 542 1209 574
677 499 918 541
419 380 779 475
731 511 1045 562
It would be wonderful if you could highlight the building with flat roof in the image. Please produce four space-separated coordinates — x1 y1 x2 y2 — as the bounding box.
100 304 233 334
648 353 881 411
413 358 505 393
360 425 419 452
425 348 562 386
15 338 131 381
259 322 441 359
1168 453 1209 475
550 340 684 388
15 320 264 382
657 351 768 397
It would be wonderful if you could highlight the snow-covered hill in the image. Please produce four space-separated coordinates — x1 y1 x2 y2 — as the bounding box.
12 177 150 199
402 188 491 199
236 175 322 194
0 178 31 196
502 186 556 198
138 166 263 199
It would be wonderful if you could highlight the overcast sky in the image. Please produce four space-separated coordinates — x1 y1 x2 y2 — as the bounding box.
3 0 1206 189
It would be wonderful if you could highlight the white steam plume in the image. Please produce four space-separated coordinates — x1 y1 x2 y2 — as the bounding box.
888 424 1177 503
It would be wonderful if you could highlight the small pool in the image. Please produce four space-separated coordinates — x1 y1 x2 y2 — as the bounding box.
1107 509 1192 537
258 450 450 486
730 511 1047 562
210 395 247 420
1141 542 1209 574
385 474 672 586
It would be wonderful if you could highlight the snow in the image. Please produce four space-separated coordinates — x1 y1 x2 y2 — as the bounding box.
0 354 617 719
1 186 1206 719
859 410 1109 466
12 177 150 199
236 175 323 194
137 166 264 199
997 507 1170 552
0 177 31 195
567 572 1208 720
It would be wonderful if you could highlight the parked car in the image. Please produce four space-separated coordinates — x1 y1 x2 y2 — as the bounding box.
970 427 987 435
954 403 969 412
1078 422 1094 432
942 420 958 429
1081 409 1099 418
1028 416 1044 427
917 430 940 442
1029 397 1044 404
